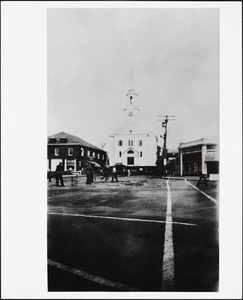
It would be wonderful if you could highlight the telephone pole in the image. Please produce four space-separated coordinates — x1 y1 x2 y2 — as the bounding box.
158 115 176 176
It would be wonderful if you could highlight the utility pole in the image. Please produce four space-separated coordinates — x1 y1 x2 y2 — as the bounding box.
158 115 176 176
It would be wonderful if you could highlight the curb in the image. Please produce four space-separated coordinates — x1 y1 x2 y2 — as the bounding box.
161 176 199 181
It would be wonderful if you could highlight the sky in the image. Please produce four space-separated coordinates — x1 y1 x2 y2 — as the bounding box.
47 8 219 151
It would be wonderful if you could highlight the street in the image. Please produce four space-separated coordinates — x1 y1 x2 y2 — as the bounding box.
47 175 219 292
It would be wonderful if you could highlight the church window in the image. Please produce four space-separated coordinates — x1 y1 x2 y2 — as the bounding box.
128 140 133 146
118 140 123 146
140 151 143 157
139 140 142 146
119 151 122 157
54 148 59 156
127 149 134 154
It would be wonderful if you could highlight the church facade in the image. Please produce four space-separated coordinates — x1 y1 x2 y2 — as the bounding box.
109 89 158 171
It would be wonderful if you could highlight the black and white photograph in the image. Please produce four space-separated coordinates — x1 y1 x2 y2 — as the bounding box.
1 1 242 299
47 7 220 292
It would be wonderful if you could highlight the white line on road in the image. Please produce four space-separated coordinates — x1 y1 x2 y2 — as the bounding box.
48 259 138 291
161 179 175 291
48 212 198 227
185 179 218 205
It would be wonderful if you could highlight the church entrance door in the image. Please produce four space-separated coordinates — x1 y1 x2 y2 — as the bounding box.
127 157 134 165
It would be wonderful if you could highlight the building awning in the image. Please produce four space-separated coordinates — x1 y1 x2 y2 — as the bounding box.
88 161 102 168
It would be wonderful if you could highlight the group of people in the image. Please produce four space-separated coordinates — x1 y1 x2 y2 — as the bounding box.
100 166 118 182
86 163 118 184
51 162 119 186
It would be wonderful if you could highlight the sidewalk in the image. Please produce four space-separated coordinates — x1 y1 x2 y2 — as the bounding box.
162 176 200 181
162 175 219 182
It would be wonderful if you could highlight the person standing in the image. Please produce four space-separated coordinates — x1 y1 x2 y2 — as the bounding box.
85 163 93 184
111 166 118 182
55 162 64 187
197 171 208 187
48 168 52 182
101 165 110 181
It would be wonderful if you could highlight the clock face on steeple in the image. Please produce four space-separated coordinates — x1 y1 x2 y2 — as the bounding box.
124 89 140 123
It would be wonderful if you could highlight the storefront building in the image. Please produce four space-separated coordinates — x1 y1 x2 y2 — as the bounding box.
47 132 106 172
179 137 219 177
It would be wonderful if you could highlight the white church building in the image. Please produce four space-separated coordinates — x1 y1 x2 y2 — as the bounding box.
109 89 158 171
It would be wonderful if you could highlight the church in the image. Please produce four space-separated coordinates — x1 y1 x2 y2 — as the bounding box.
109 89 158 173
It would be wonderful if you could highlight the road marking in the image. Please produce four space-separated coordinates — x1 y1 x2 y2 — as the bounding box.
185 179 218 205
161 179 175 291
48 259 138 291
48 212 198 227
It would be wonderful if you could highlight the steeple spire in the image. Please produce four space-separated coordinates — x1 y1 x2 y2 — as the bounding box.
129 65 134 90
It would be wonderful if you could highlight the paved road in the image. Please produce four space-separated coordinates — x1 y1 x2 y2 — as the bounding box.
47 176 218 291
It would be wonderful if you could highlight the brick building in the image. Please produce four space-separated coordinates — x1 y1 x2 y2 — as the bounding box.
47 132 107 172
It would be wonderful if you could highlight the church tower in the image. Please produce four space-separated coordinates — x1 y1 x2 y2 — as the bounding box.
123 89 140 124
109 66 158 170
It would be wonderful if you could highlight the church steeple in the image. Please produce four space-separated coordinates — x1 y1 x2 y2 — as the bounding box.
123 89 140 123
123 66 140 123
129 65 134 90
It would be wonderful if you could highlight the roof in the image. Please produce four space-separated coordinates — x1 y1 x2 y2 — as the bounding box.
109 122 157 137
179 136 218 149
48 132 105 151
